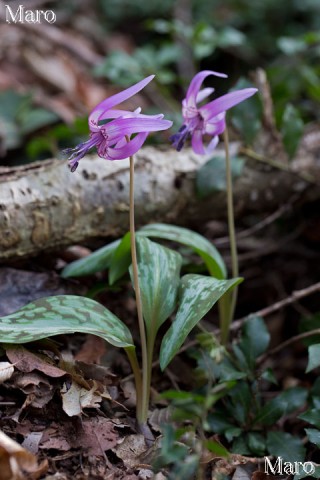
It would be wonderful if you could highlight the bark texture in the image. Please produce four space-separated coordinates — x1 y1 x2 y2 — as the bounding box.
0 136 319 261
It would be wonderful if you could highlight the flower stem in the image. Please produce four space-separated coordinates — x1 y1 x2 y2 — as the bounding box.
221 125 239 344
129 154 149 426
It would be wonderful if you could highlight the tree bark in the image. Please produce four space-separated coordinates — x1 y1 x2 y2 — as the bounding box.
0 136 319 261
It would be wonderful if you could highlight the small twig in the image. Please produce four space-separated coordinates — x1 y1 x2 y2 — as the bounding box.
214 199 296 246
231 281 320 332
240 147 317 185
258 328 320 365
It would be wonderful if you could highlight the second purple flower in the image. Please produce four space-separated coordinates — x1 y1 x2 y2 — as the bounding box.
170 70 258 154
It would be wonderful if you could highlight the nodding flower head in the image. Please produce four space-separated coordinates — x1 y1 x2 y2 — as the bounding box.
170 70 258 155
64 75 172 171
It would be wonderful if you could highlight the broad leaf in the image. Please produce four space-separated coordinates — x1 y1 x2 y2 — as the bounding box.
266 432 305 463
131 237 182 336
139 223 226 279
61 239 121 278
0 295 133 348
109 233 132 285
306 344 320 372
160 274 242 370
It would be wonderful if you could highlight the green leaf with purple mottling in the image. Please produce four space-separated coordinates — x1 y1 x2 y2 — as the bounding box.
0 295 133 348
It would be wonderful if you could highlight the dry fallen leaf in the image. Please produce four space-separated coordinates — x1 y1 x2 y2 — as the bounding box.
61 379 111 417
0 361 14 384
0 430 47 480
6 345 67 378
113 434 147 469
12 372 55 409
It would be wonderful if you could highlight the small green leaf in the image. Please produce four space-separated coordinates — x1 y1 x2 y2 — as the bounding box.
299 409 320 428
266 432 305 463
204 440 229 457
247 432 266 456
160 274 242 370
0 295 134 348
305 428 320 447
227 381 252 425
236 316 270 368
196 156 245 198
132 237 182 336
254 387 307 426
243 316 270 357
281 103 304 159
261 368 278 385
109 233 132 285
139 223 226 279
306 344 320 372
61 239 120 277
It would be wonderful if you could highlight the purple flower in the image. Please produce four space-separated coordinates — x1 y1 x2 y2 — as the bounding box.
64 75 172 171
170 70 258 154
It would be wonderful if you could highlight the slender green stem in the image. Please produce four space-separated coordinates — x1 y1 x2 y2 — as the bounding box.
221 126 239 344
129 155 149 425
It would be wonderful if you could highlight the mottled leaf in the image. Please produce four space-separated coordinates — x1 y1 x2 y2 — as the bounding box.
109 233 132 285
139 223 226 279
0 295 133 348
160 274 242 370
131 236 182 336
61 240 120 278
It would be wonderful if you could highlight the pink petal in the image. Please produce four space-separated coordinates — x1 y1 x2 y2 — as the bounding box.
205 115 226 136
89 75 155 130
199 88 258 120
191 130 206 155
186 70 228 109
98 109 164 122
107 132 149 160
104 117 172 143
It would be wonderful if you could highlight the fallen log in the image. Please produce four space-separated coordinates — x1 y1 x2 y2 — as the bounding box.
0 134 319 261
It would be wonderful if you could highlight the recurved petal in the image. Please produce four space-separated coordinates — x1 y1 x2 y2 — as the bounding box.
106 132 149 160
191 130 206 155
186 70 227 109
105 117 172 143
199 87 258 120
98 109 164 122
89 75 155 130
